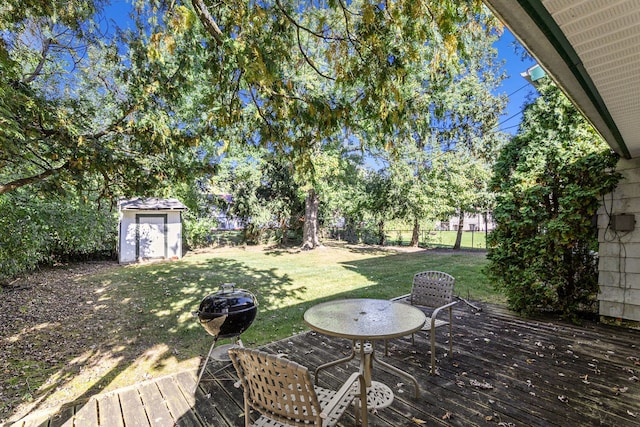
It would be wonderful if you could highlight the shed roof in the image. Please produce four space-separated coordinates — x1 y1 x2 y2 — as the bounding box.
119 197 188 211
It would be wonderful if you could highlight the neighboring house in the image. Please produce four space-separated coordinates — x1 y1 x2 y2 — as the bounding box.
436 212 495 232
485 1 640 323
209 194 246 230
118 198 187 264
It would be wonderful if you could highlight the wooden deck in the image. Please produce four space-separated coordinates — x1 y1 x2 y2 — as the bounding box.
8 303 640 427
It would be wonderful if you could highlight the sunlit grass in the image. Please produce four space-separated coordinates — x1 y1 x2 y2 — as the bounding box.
96 242 500 348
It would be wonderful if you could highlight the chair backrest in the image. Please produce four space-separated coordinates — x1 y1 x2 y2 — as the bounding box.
229 347 323 426
411 271 455 308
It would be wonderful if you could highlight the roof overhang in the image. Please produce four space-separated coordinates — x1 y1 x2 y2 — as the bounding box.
118 197 188 211
484 0 640 159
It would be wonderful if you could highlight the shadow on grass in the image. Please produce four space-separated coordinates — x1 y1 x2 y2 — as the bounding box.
2 255 300 424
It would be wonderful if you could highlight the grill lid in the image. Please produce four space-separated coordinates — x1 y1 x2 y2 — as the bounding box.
196 283 258 338
197 283 257 319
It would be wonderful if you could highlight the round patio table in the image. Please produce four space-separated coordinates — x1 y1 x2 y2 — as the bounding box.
304 298 426 408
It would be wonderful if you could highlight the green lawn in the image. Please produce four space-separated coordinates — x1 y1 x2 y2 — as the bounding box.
107 242 499 348
382 229 489 249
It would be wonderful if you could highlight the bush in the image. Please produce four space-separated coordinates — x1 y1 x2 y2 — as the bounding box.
183 215 218 249
486 80 621 318
0 192 117 283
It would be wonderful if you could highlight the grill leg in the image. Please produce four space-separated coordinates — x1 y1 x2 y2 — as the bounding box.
194 337 218 392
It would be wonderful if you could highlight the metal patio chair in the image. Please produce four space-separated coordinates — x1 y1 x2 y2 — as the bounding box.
389 270 458 375
229 347 368 427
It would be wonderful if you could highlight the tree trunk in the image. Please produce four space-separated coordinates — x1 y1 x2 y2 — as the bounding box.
279 216 288 245
453 210 464 250
378 220 386 246
301 188 321 250
410 218 420 247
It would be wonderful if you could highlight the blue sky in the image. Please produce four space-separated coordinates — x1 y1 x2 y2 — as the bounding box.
493 29 538 134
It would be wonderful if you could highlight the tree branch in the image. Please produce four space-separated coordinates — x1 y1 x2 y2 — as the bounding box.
296 27 335 81
274 0 347 43
249 86 279 140
191 0 224 45
22 37 53 84
0 161 70 194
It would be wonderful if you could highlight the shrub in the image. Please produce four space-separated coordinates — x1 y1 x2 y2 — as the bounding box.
486 80 621 318
0 192 117 283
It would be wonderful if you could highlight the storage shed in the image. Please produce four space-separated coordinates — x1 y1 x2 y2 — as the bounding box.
118 198 187 264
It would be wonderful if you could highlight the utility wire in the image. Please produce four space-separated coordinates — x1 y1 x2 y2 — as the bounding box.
506 83 530 98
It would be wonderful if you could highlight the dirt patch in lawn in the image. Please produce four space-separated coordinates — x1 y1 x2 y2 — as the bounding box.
0 261 202 423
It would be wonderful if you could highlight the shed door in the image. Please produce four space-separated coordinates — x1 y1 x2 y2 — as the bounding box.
137 214 167 260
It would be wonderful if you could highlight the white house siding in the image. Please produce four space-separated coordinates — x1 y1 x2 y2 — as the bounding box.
438 212 495 232
118 210 183 263
597 158 640 322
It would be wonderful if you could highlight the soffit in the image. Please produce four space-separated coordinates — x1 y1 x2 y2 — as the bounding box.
484 0 640 159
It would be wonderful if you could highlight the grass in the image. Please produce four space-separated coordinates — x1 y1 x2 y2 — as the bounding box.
2 241 500 421
107 242 499 348
422 230 488 249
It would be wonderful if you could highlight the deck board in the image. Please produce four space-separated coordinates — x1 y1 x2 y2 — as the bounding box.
137 382 174 427
7 303 640 427
119 388 148 427
155 376 200 427
70 399 98 427
98 393 124 427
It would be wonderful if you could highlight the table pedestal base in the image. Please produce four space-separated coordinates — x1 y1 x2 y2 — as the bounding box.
352 381 394 409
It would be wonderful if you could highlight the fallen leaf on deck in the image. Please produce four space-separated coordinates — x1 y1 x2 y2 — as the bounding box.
628 410 637 418
411 417 426 424
558 395 568 403
470 379 494 389
442 411 451 420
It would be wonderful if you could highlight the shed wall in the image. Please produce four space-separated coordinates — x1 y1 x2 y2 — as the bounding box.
597 158 640 321
119 210 183 263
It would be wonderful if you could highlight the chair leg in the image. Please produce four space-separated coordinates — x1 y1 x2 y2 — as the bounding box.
244 391 251 427
448 321 453 358
430 329 436 375
448 307 453 358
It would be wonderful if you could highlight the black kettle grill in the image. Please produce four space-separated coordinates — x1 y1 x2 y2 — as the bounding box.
194 283 258 390
197 283 258 338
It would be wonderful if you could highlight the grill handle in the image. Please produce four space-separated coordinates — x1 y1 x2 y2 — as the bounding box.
221 283 236 292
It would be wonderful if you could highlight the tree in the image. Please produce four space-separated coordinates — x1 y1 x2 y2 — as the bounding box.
486 78 621 317
440 152 493 250
185 0 502 248
0 2 221 277
209 145 306 245
428 30 507 249
0 2 213 198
